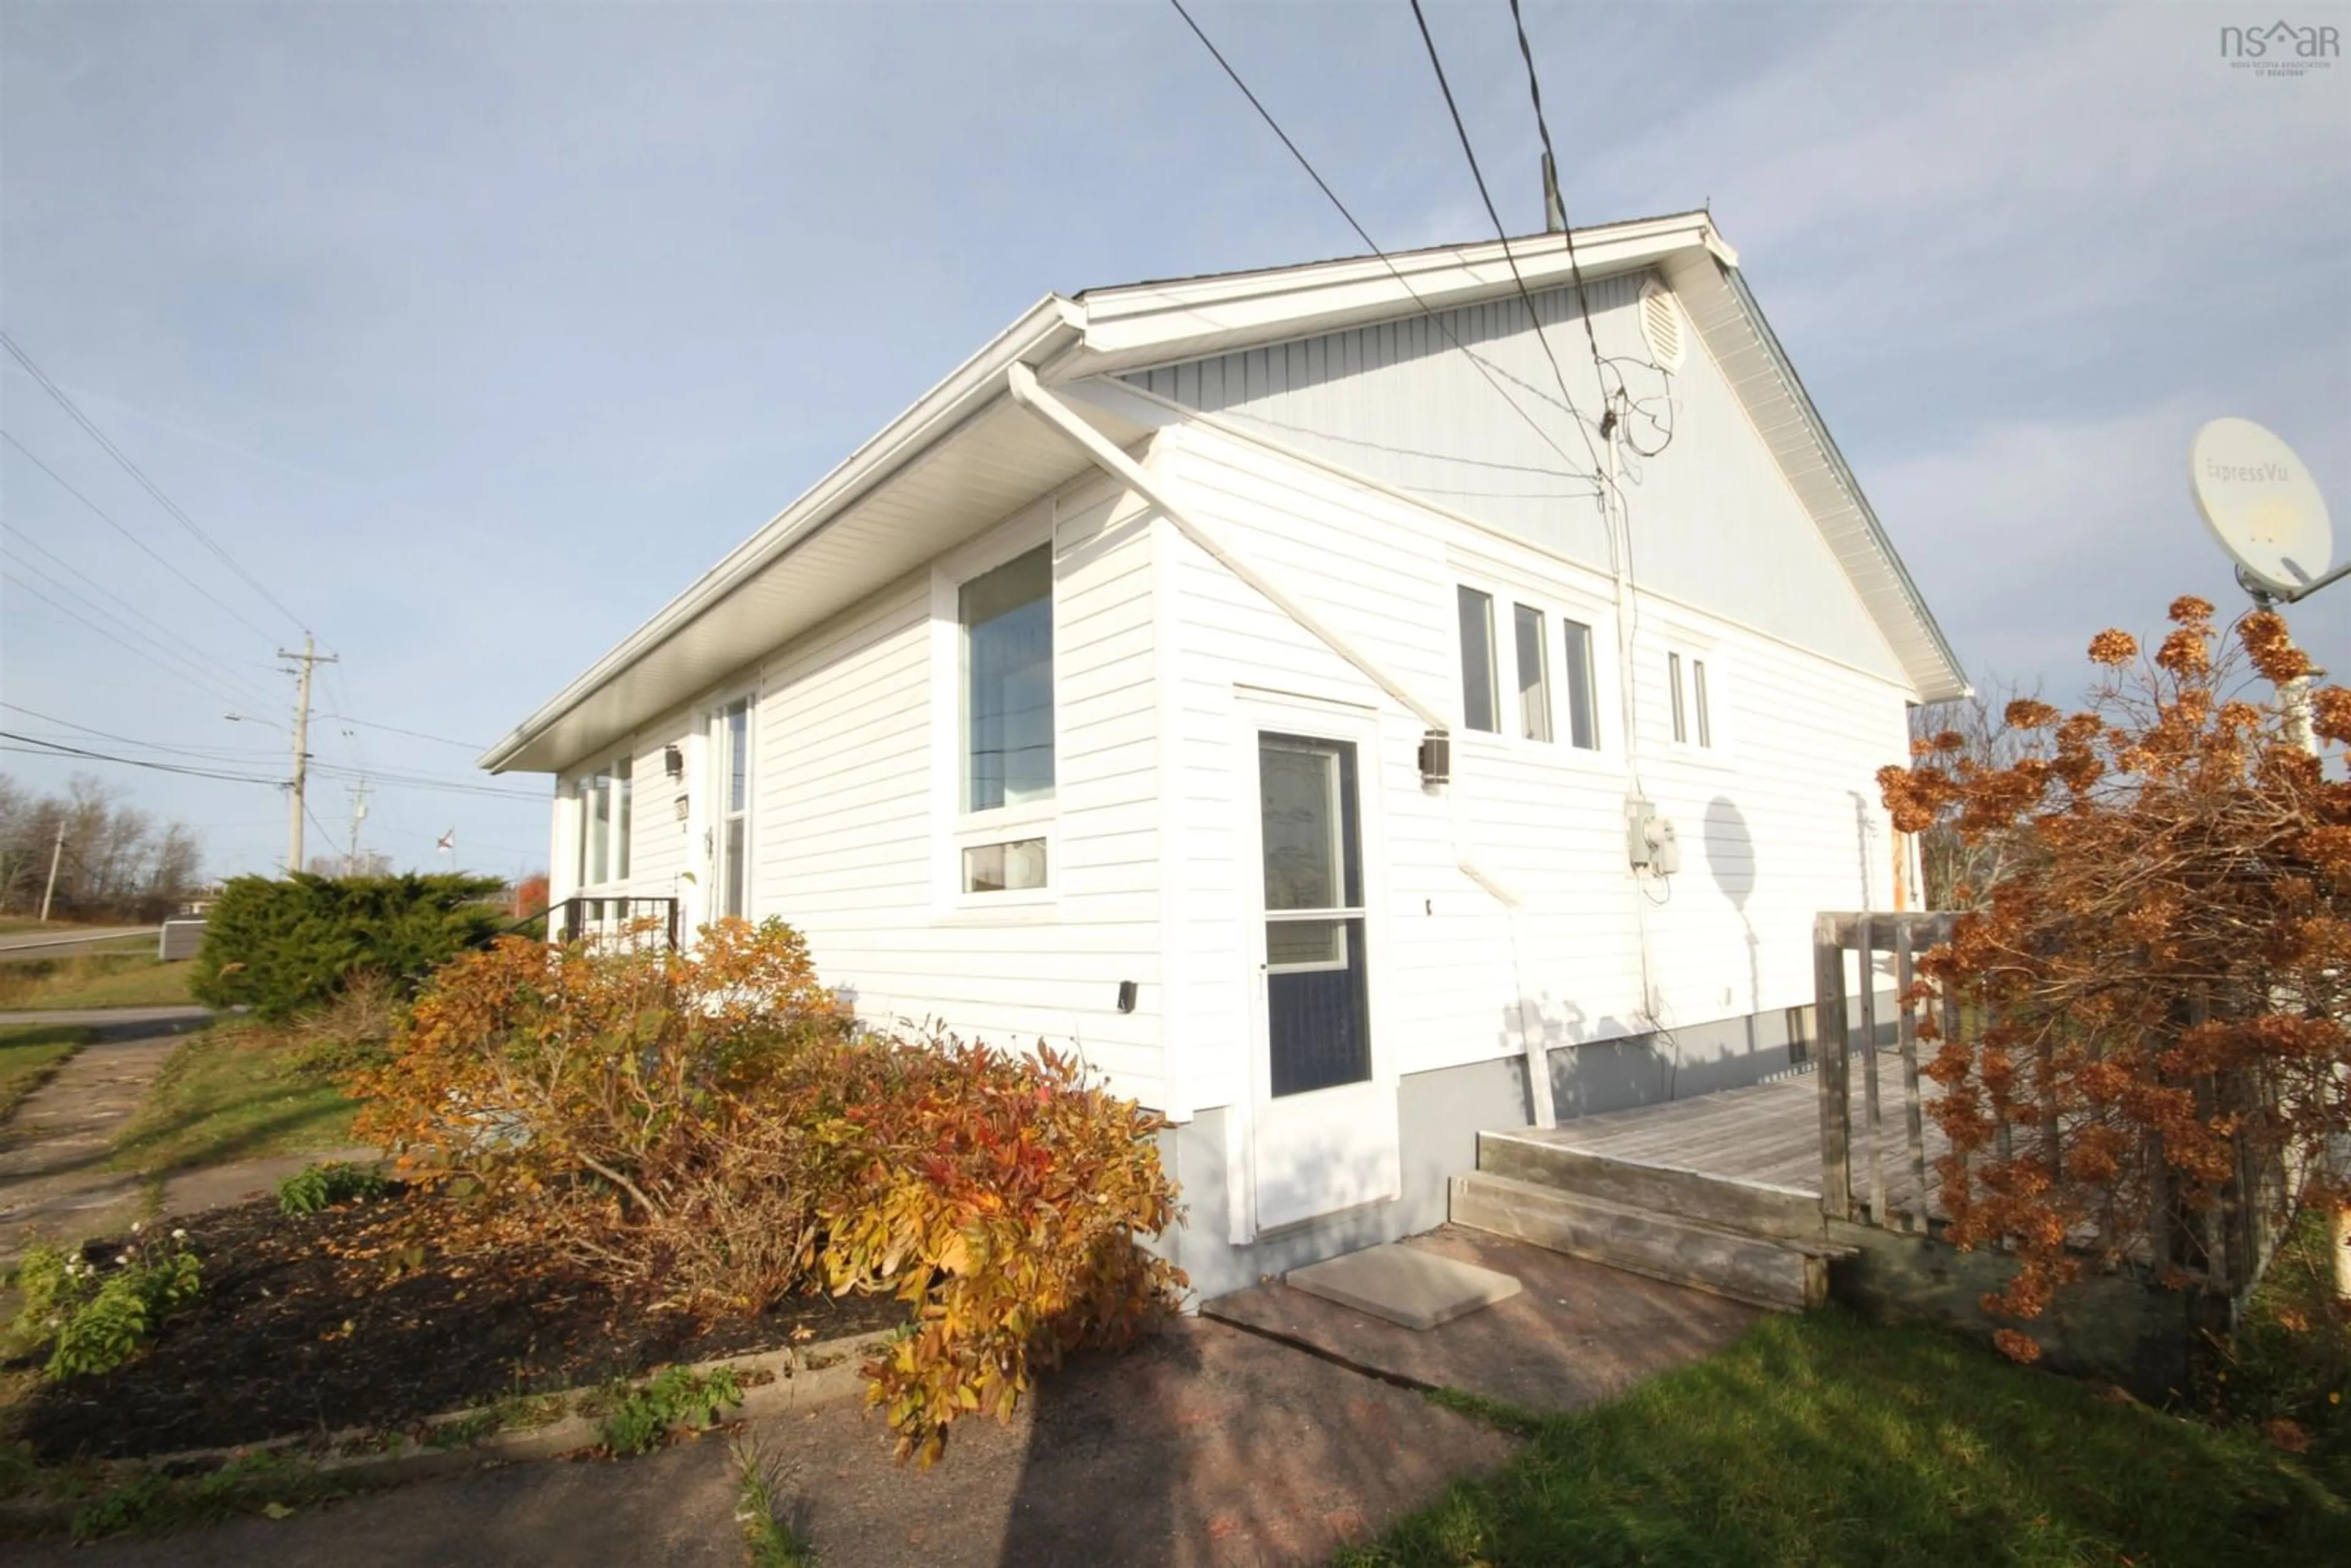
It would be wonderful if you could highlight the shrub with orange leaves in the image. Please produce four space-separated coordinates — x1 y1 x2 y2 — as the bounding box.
349 918 1182 1460
809 1033 1184 1465
351 917 855 1312
1880 599 2351 1362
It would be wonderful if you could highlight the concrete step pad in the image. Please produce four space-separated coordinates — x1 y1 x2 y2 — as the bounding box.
1450 1171 1833 1313
1283 1239 1523 1331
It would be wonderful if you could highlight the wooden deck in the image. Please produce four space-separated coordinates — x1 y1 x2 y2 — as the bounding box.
1497 1052 1952 1227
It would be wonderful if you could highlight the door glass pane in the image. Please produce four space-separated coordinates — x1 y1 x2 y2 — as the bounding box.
1457 587 1497 733
1693 659 1712 748
1260 734 1370 1097
1668 651 1687 743
1514 604 1551 742
1268 918 1370 1095
1259 742 1338 912
962 546 1055 811
1562 618 1597 749
1266 917 1345 972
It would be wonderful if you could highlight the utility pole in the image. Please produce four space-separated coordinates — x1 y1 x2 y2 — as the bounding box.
347 779 370 876
37 821 64 922
278 635 337 875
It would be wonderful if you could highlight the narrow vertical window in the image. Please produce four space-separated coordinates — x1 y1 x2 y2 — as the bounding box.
1457 587 1498 733
574 781 593 886
718 698 751 918
585 771 612 884
1513 604 1551 741
961 546 1054 812
1668 652 1687 744
1693 659 1712 748
613 756 632 880
1561 618 1598 750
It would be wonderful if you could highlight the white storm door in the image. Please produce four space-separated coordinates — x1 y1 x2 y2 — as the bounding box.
1245 707 1398 1233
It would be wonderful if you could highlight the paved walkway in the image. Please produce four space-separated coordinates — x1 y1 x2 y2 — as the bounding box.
17 1315 1521 1568
0 1007 358 1260
0 1006 213 1032
0 1012 203 1256
2 1231 1774 1565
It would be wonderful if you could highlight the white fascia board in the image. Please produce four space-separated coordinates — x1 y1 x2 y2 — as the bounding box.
479 296 1086 774
1071 212 1727 373
1704 262 1970 703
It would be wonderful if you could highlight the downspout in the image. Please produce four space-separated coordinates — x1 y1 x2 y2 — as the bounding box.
1007 364 1450 734
1009 366 1535 1127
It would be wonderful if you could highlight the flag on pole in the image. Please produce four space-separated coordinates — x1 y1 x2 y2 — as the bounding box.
435 829 456 855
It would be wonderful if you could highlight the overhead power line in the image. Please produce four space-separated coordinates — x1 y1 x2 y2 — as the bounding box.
1 427 281 646
0 334 309 635
4 574 262 714
1163 0 1600 486
0 725 545 802
0 518 279 704
1407 0 1606 485
315 712 486 751
1504 0 1613 397
0 732 284 786
0 702 283 761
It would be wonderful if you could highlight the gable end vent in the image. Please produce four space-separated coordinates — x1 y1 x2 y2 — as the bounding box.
1639 281 1687 370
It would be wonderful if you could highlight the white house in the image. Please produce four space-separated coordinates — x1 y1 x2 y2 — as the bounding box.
482 212 1967 1299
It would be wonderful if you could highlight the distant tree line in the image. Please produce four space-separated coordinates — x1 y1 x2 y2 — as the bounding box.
0 772 205 922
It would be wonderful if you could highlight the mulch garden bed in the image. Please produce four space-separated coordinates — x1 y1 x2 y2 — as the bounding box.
11 1186 909 1463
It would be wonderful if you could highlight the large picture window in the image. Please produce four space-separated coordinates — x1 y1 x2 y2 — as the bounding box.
961 546 1054 813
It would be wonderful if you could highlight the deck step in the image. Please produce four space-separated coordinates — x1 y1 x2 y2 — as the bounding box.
1450 1171 1835 1313
1477 1130 1825 1242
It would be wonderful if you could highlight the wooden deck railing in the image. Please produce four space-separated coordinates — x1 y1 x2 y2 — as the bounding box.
1813 910 1953 1232
1812 908 2293 1301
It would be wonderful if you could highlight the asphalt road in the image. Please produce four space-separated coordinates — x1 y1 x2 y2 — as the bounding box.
0 925 156 958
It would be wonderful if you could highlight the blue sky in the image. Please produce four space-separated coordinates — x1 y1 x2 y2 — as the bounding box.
3 1 2345 882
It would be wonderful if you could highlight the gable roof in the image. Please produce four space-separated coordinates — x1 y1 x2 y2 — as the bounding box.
482 211 1963 775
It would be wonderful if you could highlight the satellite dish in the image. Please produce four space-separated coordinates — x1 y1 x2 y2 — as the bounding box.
2190 418 2333 598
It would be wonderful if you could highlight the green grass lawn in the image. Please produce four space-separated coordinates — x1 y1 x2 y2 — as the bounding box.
1337 1311 2350 1568
0 1024 89 1123
0 953 192 1011
107 1024 359 1174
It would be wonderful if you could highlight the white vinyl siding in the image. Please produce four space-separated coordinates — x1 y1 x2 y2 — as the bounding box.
735 467 1167 1107
1121 269 1910 685
1151 419 1909 1110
